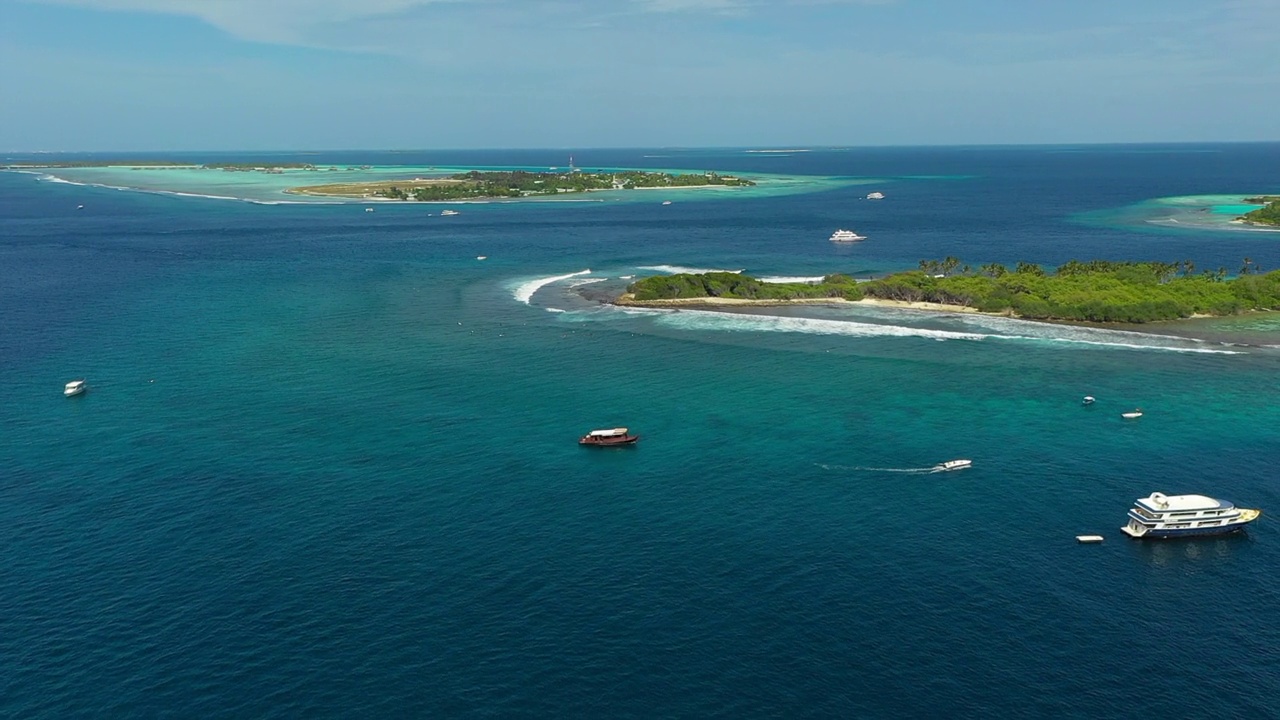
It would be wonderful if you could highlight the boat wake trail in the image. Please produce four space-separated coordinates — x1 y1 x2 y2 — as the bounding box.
817 463 940 474
512 269 592 305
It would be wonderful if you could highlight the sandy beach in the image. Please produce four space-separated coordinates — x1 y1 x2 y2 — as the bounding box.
613 293 987 314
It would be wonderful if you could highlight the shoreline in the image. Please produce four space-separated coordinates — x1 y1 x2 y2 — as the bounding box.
611 293 1258 326
613 293 994 315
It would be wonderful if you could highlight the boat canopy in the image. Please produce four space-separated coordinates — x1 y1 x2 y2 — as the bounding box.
589 428 629 437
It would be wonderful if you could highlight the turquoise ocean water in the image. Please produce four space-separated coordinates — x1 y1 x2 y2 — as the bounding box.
3 145 1280 717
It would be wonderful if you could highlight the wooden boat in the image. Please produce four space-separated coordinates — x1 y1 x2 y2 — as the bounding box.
579 427 639 447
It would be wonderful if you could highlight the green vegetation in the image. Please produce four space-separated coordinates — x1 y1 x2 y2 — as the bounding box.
384 170 753 201
203 162 320 171
627 258 1280 323
1240 197 1280 226
627 272 862 301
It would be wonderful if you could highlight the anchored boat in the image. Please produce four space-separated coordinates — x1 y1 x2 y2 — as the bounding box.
829 229 867 242
579 427 639 447
1121 492 1261 539
64 379 87 397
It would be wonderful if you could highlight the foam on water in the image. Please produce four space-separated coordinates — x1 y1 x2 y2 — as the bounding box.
639 307 1245 354
757 276 826 284
638 265 745 275
511 269 592 304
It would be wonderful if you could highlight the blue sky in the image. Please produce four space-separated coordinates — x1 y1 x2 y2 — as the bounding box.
2 0 1277 150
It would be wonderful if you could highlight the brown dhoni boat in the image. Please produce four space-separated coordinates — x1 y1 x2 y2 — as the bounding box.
579 427 639 447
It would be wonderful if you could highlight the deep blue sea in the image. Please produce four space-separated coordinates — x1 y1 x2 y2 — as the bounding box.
3 145 1280 718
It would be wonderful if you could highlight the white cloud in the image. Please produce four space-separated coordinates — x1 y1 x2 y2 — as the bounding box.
24 0 461 44
25 0 897 46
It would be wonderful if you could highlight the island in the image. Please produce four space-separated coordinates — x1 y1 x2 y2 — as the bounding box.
617 259 1280 323
1239 196 1280 227
286 170 755 201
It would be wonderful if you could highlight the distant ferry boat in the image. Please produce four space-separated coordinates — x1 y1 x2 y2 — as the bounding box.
1121 492 1261 539
829 229 867 242
866 192 885 200
579 427 639 447
64 379 87 397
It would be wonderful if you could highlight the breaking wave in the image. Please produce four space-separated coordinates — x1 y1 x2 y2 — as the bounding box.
638 307 1243 354
511 269 592 305
757 276 825 284
638 265 744 275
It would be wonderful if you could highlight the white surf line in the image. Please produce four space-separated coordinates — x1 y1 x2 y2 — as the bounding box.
757 276 826 283
637 265 745 275
512 269 592 305
645 307 1243 354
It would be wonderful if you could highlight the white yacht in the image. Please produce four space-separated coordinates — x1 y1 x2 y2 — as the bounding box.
829 229 867 242
866 192 885 200
1082 396 1096 405
934 459 972 472
1121 492 1260 539
64 379 87 397
1121 409 1143 419
440 209 460 216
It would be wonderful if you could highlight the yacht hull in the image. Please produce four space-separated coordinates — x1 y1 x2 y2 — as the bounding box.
1122 512 1259 539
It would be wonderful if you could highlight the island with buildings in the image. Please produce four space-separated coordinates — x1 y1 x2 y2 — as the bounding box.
286 169 755 201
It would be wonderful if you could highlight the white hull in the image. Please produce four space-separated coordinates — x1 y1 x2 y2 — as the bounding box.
1121 492 1260 539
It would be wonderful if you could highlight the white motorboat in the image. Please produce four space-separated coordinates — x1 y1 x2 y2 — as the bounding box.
934 459 972 472
662 201 672 206
365 207 374 212
1121 492 1261 538
476 256 487 260
829 229 867 242
1121 409 1143 419
1082 396 1096 405
1075 535 1104 543
866 192 885 200
64 379 87 397
440 209 460 216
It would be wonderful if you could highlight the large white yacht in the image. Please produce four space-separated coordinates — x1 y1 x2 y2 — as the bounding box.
64 379 87 397
829 229 867 242
1121 492 1260 539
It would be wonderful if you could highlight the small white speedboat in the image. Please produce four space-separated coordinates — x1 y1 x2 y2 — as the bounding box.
1076 535 1104 543
64 379 87 397
440 209 460 216
662 201 672 206
476 256 487 260
866 192 885 200
934 459 972 472
1121 410 1143 419
365 207 374 212
1082 396 1095 405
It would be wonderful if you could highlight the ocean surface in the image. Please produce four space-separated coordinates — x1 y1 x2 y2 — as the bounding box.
3 144 1280 718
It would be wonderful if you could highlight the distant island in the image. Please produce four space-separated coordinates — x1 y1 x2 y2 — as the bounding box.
1238 196 1280 227
2 160 367 174
617 259 1280 323
287 170 755 201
